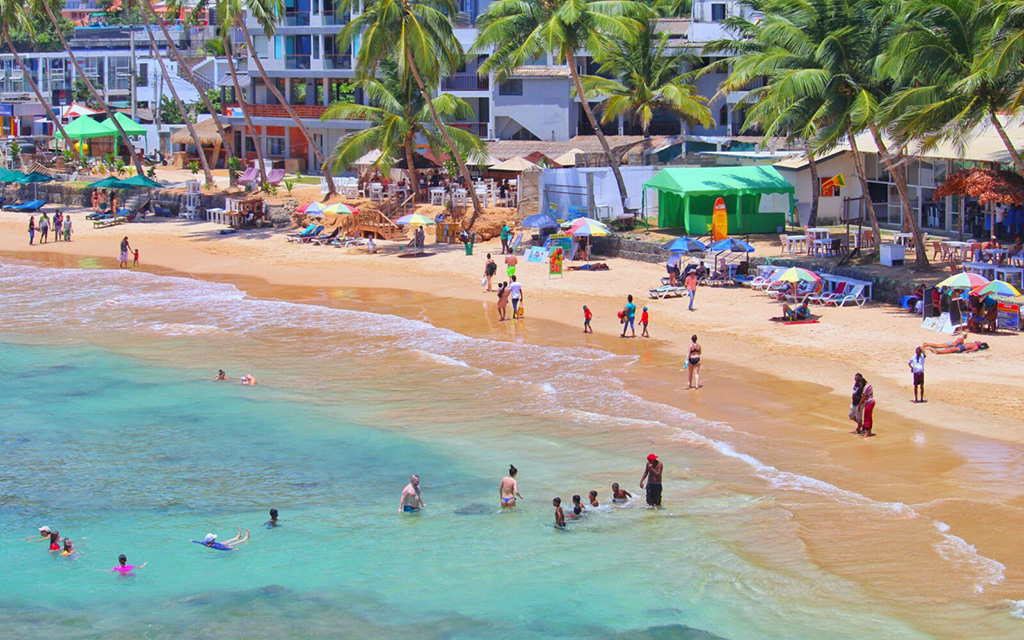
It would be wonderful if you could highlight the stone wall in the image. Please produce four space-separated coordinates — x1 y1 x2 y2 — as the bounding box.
591 235 667 264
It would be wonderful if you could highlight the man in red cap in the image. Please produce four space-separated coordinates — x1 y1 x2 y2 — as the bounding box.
640 454 663 507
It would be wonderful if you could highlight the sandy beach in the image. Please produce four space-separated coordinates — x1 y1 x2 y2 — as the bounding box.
3 209 1023 635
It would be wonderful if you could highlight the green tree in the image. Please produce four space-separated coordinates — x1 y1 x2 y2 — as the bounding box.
579 22 712 159
323 60 485 200
476 0 651 211
2 4 72 53
341 0 484 224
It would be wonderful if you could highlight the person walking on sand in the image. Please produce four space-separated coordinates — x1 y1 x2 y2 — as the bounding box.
685 269 698 311
500 223 510 254
28 216 35 245
499 465 523 508
583 305 593 333
859 377 876 437
484 253 497 292
119 237 132 269
687 334 702 389
640 306 649 338
39 212 49 244
849 373 865 432
504 251 518 278
497 282 510 321
63 215 72 242
621 295 636 338
909 347 926 403
399 475 425 513
508 276 523 319
640 453 663 507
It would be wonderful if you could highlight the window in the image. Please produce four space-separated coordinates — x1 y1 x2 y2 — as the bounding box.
267 137 285 156
274 35 282 60
137 63 148 87
711 3 727 21
499 79 523 96
719 105 728 126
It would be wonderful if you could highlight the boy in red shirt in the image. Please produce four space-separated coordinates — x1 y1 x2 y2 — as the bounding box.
583 305 593 333
640 306 649 338
133 249 140 267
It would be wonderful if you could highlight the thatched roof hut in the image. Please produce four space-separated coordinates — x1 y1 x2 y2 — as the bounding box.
170 118 228 146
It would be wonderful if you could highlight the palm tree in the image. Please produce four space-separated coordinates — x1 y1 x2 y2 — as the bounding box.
30 0 147 177
140 8 215 186
475 0 650 211
323 60 486 199
150 1 239 180
340 0 485 225
579 23 713 161
0 0 70 145
883 0 1024 173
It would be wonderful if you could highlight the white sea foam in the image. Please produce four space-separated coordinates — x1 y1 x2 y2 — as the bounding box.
1009 599 1024 620
934 522 1006 593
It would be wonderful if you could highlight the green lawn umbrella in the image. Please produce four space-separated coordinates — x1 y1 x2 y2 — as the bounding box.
119 174 163 189
17 171 53 184
88 176 129 189
0 168 26 182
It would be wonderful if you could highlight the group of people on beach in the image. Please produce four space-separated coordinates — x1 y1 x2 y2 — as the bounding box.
27 211 72 245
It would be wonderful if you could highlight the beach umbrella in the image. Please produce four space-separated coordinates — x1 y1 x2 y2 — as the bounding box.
569 218 611 236
296 202 327 215
18 171 54 199
322 203 358 215
119 174 163 189
394 212 436 226
660 236 707 253
709 238 755 253
490 156 539 172
936 272 990 289
775 267 820 283
521 213 558 229
971 280 1020 298
0 168 26 182
88 176 129 189
553 148 585 167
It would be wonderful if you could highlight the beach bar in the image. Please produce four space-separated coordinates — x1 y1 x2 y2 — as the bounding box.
644 166 794 235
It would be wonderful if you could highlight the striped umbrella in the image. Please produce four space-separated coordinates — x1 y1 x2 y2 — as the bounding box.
936 272 989 289
971 280 1021 298
775 267 820 283
295 202 327 215
394 213 436 226
569 218 610 236
322 203 358 215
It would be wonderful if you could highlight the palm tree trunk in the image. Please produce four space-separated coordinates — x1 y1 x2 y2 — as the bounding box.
804 139 819 228
225 36 268 186
404 48 485 226
566 49 628 211
236 19 337 198
990 110 1024 174
145 1 236 175
848 133 882 254
40 0 146 177
2 29 70 143
869 126 929 268
404 140 419 204
142 17 214 187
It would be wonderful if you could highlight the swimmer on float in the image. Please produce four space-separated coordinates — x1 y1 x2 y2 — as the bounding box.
192 529 249 551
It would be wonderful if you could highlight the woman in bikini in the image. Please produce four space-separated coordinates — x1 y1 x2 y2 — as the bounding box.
929 341 988 354
500 465 523 508
687 334 702 389
922 334 967 352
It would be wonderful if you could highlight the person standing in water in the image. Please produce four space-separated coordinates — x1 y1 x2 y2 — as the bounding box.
687 334 702 389
640 454 663 507
499 465 523 508
265 508 279 528
552 497 565 528
399 475 425 513
119 236 132 269
111 554 146 575
589 491 599 507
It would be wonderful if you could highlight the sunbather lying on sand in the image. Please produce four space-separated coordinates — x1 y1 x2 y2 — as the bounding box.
922 335 967 351
926 340 989 354
567 263 609 271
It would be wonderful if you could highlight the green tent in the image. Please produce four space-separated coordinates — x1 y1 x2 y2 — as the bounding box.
104 112 146 137
643 166 795 235
55 115 112 140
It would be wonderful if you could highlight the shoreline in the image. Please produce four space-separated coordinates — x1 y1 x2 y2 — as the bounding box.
3 212 1024 632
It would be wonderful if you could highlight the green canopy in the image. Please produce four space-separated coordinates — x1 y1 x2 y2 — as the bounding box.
104 112 146 137
17 171 54 184
643 166 795 235
119 174 163 189
55 115 113 140
0 168 26 182
88 176 129 189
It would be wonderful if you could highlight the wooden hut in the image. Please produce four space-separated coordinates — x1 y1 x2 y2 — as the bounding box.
170 119 229 169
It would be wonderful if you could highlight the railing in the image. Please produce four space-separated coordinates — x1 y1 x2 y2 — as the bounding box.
355 209 405 241
647 121 683 136
323 11 352 25
441 74 489 91
223 103 330 119
285 54 312 70
324 54 352 70
282 10 311 26
450 122 489 137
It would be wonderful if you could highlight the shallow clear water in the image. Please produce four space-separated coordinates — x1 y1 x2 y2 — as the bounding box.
0 263 1015 638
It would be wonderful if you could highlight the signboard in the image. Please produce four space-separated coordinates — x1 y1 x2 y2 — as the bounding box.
526 247 549 263
997 302 1020 332
548 233 572 259
51 89 71 108
549 247 564 278
0 104 13 117
711 197 728 242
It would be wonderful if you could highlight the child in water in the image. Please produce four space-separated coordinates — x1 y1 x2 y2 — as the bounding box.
612 483 633 503
111 554 146 575
61 539 75 556
583 305 593 334
589 491 599 507
568 494 585 519
265 508 279 528
552 497 565 528
48 531 61 551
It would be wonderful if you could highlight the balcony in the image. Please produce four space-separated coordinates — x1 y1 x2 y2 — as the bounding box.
282 11 311 26
286 55 312 70
441 74 489 91
224 103 330 119
324 54 352 70
451 122 489 137
323 11 351 26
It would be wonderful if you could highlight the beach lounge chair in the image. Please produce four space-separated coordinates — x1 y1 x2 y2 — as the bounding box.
286 224 322 242
334 236 367 248
826 284 868 307
309 228 342 245
237 166 259 187
266 169 285 187
749 267 784 290
808 281 846 305
648 285 684 299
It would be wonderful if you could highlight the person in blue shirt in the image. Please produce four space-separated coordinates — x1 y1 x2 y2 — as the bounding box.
620 295 636 338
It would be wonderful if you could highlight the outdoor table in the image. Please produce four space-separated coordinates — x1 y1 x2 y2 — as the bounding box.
804 228 830 253
995 266 1024 288
813 238 833 256
786 234 807 254
983 248 1008 264
963 261 996 281
206 207 227 225
942 241 971 262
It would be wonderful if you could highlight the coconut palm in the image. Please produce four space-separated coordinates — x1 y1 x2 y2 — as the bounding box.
475 0 650 211
579 23 713 161
0 0 70 145
340 0 485 225
30 0 147 177
139 8 215 186
323 60 486 199
884 0 1024 173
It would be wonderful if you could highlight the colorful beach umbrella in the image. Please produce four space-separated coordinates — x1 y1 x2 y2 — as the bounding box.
936 272 990 289
971 280 1021 298
394 212 435 226
322 203 358 215
660 236 707 253
295 202 327 215
567 217 609 231
775 267 820 283
569 218 610 236
709 238 755 253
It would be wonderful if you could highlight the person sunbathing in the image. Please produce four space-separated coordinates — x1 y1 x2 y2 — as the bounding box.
922 335 967 352
929 340 989 354
779 302 811 321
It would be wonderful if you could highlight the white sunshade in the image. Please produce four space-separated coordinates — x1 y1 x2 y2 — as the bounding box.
467 151 501 166
490 156 540 172
354 149 384 165
553 148 585 166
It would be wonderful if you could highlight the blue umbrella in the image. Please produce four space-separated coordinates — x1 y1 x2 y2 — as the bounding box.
709 238 756 253
521 213 558 229
660 236 707 253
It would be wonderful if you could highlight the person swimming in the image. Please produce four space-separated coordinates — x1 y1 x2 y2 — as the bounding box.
589 490 599 507
214 370 227 381
566 495 584 520
611 483 633 503
192 529 249 551
499 465 523 508
61 539 75 556
265 508 279 528
111 554 146 575
48 531 61 552
241 374 258 385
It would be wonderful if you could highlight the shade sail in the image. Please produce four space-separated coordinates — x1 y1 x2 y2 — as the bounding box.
644 166 794 234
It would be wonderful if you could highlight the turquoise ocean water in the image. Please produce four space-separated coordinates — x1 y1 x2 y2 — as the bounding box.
0 262 1017 639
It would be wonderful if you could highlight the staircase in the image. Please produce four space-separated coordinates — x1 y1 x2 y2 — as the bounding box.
176 56 217 93
355 193 415 240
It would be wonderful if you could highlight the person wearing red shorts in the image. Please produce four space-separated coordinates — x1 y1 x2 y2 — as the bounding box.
859 379 875 437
